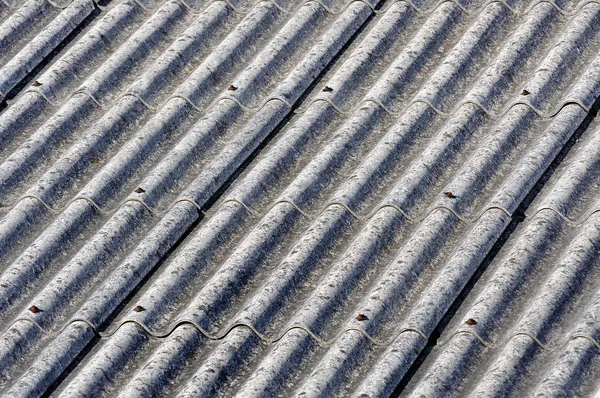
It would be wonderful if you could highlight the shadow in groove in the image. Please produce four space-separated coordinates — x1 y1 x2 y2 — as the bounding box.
391 94 600 397
40 1 383 395
1 3 103 107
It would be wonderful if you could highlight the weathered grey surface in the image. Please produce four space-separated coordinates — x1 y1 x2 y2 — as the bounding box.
405 120 600 397
0 0 599 395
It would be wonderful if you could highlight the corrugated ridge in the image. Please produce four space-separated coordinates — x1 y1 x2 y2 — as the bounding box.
0 0 342 255
71 0 496 336
8 0 375 331
0 0 146 152
458 213 599 397
0 101 592 217
0 0 98 100
31 2 600 394
0 0 205 202
0 0 594 233
0 0 288 290
0 0 588 210
0 0 55 61
404 122 600 397
1 0 600 395
0 0 381 394
148 21 598 398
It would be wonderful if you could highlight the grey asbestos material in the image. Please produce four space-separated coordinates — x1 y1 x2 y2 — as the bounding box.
75 0 190 106
404 122 600 397
28 0 146 104
4 321 95 398
0 0 56 66
0 0 96 99
2 0 600 395
0 93 98 200
0 0 145 148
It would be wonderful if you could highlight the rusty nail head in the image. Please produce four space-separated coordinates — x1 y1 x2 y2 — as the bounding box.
444 191 457 199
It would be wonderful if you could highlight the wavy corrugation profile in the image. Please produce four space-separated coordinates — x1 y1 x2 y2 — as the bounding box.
0 0 99 101
0 0 599 395
406 121 600 397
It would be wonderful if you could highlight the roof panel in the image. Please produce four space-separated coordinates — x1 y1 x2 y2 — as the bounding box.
0 0 599 395
405 119 600 397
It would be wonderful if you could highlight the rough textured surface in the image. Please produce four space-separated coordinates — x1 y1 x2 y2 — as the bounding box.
0 0 600 395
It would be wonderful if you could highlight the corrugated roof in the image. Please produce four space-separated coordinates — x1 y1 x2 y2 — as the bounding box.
403 118 600 397
0 0 599 395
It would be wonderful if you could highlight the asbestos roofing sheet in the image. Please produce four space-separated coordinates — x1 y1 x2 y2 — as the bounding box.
404 117 600 397
0 0 599 395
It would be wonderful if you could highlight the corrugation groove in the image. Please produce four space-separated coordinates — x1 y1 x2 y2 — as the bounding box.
0 0 99 101
0 0 384 391
403 103 600 396
45 2 600 394
1 0 600 395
